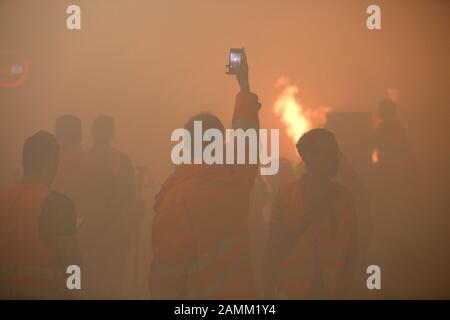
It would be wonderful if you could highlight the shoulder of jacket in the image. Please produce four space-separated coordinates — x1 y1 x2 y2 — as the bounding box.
333 182 354 207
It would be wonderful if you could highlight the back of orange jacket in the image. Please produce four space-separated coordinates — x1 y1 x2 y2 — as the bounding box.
265 177 358 299
149 91 260 299
0 182 60 299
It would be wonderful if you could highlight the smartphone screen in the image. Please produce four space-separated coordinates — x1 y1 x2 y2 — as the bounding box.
230 50 242 66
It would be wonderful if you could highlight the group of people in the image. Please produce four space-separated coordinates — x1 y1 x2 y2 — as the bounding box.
0 114 137 298
0 51 411 299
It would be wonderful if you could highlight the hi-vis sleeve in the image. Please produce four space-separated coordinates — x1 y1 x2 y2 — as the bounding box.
149 189 195 299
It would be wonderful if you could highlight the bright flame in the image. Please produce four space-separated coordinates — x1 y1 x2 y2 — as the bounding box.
273 77 330 146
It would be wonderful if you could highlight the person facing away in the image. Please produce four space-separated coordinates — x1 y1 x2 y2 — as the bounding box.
373 99 413 175
0 131 82 299
84 115 136 298
149 51 261 299
296 151 372 298
264 128 358 299
52 115 90 220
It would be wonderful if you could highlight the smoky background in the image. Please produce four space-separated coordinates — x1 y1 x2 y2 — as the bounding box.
0 0 449 298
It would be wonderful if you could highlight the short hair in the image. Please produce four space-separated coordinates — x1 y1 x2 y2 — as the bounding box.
55 114 81 146
22 131 59 173
296 128 337 159
184 112 225 135
92 115 115 139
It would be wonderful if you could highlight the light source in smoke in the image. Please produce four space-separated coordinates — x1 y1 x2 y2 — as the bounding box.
273 77 330 153
371 147 379 164
387 87 399 103
0 51 30 89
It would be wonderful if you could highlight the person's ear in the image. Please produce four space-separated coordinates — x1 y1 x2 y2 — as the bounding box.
300 152 309 164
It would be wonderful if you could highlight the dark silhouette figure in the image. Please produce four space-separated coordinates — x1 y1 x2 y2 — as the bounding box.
371 100 421 297
53 115 90 219
297 151 372 297
85 116 137 298
248 174 271 296
264 128 358 299
374 99 413 176
0 131 81 299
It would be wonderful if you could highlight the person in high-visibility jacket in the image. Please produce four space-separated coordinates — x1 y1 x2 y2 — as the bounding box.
264 128 357 299
0 131 82 299
149 50 261 299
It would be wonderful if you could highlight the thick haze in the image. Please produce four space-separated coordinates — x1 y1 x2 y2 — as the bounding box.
1 0 449 298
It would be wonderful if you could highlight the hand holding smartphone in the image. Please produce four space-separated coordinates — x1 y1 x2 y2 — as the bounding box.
226 48 249 92
226 48 245 75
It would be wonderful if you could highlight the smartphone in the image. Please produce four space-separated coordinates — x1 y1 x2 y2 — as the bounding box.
226 48 244 74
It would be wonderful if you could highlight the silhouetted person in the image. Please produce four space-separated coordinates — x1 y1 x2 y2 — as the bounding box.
53 115 90 219
264 128 357 299
0 131 81 299
297 152 372 297
85 115 136 298
374 99 413 177
249 158 295 296
149 51 260 299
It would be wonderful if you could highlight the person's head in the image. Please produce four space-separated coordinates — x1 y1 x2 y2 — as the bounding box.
378 99 397 122
184 113 224 162
92 115 115 146
184 112 225 136
22 131 60 185
296 128 340 181
55 114 82 147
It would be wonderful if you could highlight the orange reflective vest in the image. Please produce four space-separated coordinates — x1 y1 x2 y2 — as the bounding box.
149 92 260 299
150 165 257 299
272 179 356 299
0 182 61 299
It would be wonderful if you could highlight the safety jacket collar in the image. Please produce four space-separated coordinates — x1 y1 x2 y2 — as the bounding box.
153 164 232 211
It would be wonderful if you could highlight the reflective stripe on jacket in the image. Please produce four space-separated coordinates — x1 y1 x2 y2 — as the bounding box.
149 91 260 299
0 182 61 299
273 178 356 299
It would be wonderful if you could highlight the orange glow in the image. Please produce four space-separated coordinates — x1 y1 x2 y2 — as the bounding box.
372 148 379 164
387 87 399 103
273 77 330 147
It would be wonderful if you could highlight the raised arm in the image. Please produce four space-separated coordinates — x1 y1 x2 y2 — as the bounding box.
231 49 261 130
228 49 262 183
